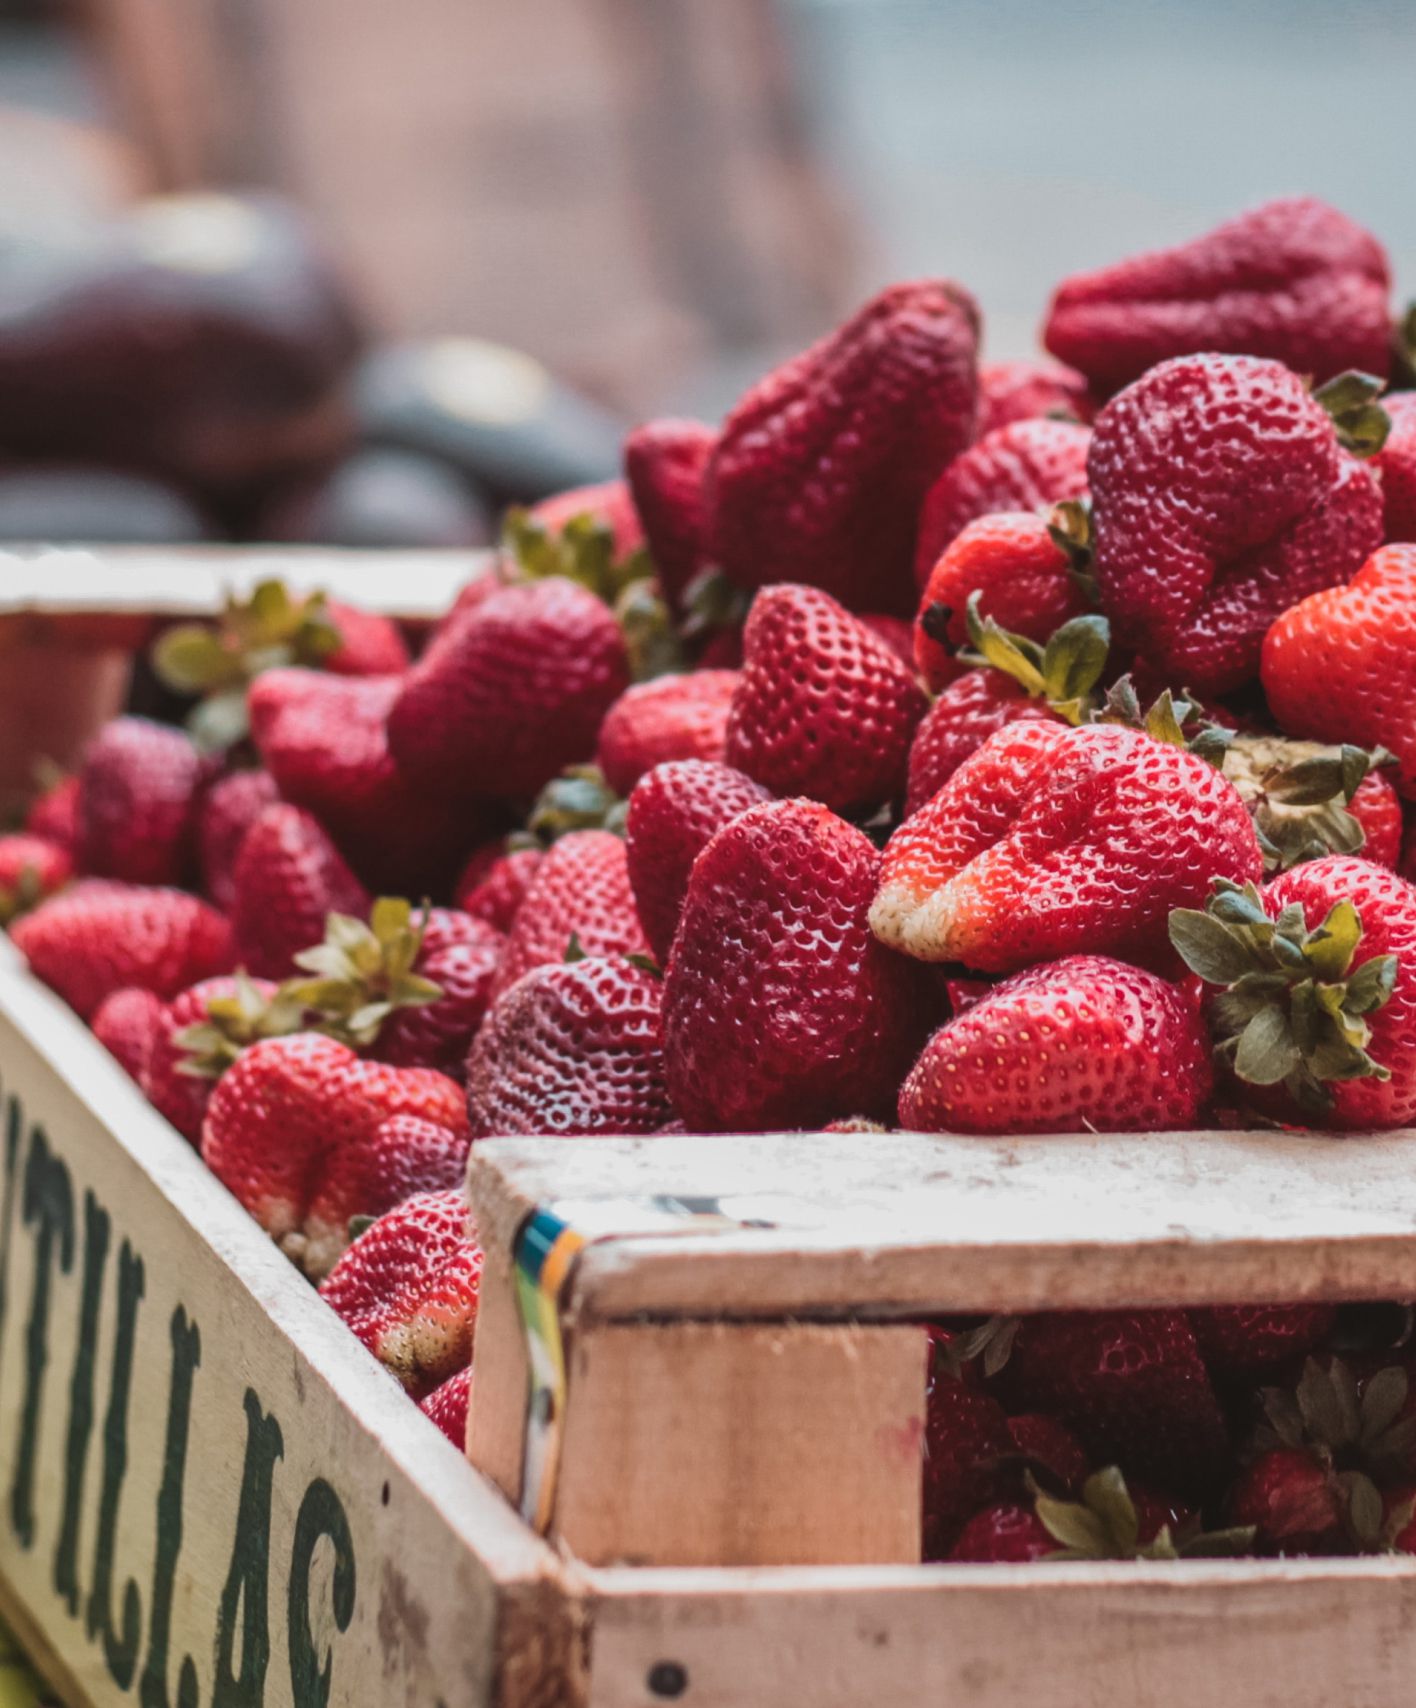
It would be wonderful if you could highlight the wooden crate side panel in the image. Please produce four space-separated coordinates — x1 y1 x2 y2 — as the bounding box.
0 962 578 1708
552 1322 924 1569
466 1246 532 1511
584 1558 1416 1708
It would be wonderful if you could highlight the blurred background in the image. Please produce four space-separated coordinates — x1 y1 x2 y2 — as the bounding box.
0 0 1413 545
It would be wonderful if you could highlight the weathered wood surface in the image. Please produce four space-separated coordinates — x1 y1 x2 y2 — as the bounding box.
468 1128 1416 1323
0 945 582 1708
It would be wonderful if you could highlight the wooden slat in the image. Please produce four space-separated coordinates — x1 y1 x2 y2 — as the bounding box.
468 1128 1416 1322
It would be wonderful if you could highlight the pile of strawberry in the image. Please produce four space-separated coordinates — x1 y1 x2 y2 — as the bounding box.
4 195 1416 1545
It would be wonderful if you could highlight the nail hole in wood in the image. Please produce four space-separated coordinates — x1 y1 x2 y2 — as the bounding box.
381 1481 391 1506
647 1661 687 1699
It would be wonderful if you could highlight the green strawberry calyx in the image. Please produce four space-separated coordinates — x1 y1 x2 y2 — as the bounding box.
1046 497 1100 604
1222 735 1395 873
1031 1468 1255 1562
173 970 307 1081
1311 370 1391 458
527 765 627 843
1169 879 1398 1116
935 1315 1021 1381
961 592 1110 726
283 898 444 1049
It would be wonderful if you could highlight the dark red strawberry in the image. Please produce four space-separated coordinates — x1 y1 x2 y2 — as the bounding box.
595 670 738 797
922 1330 1014 1559
12 881 234 1019
454 840 543 934
977 358 1091 435
144 973 295 1144
1373 391 1416 543
951 1470 1210 1563
466 953 670 1138
1088 354 1384 695
388 577 630 799
625 760 771 962
230 802 370 979
420 1365 473 1448
663 799 926 1130
948 1501 1055 1562
319 1186 482 1398
1044 197 1391 395
708 280 981 615
0 833 72 924
914 418 1090 588
724 585 927 814
899 955 1212 1135
491 830 648 1001
905 671 1059 815
90 986 165 1082
623 417 716 610
197 768 279 912
1004 1415 1089 1495
1189 1304 1338 1378
77 716 206 887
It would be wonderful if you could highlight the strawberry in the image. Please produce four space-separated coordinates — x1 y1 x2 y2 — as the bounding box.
420 1364 473 1448
857 613 917 669
950 1470 1228 1563
288 899 503 1078
1261 544 1416 798
623 417 716 611
24 774 80 851
708 280 981 615
1384 1485 1416 1554
905 671 1059 815
248 668 480 894
12 882 234 1020
1088 354 1385 696
977 358 1091 435
1220 735 1402 872
1228 1448 1342 1554
625 760 771 962
914 418 1090 589
898 955 1212 1135
1169 857 1416 1130
1189 1304 1338 1378
196 768 279 912
595 670 739 798
491 830 648 1001
874 721 1262 973
526 479 645 557
319 1186 482 1399
1372 391 1416 543
724 585 927 815
454 841 542 934
921 1330 1014 1558
1044 196 1391 395
914 511 1088 692
387 577 630 800
321 601 410 677
0 833 72 924
948 1501 1055 1563
144 973 297 1144
466 952 671 1137
1004 1415 1089 1495
76 716 206 887
997 1312 1231 1496
230 803 370 979
662 799 926 1131
202 1034 469 1277
90 986 165 1082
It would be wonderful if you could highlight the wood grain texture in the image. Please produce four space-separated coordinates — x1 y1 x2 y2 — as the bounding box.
553 1321 924 1569
467 1128 1416 1321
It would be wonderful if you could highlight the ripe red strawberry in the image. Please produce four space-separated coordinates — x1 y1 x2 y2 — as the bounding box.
1044 197 1391 395
319 1186 481 1399
527 479 645 556
914 511 1088 691
230 803 370 979
625 760 771 961
874 721 1262 973
203 1034 469 1277
0 833 72 924
950 1471 1202 1563
948 1501 1055 1562
1220 735 1402 871
388 577 630 799
663 799 926 1130
249 667 480 894
899 955 1212 1135
997 1311 1230 1496
922 1330 1014 1558
1170 856 1416 1130
13 881 234 1020
977 358 1091 435
466 953 671 1137
1373 391 1416 543
905 671 1059 815
857 613 917 668
1261 545 1416 798
1005 1415 1089 1495
1228 1448 1341 1554
144 973 293 1144
77 717 206 886
623 417 716 610
420 1364 473 1448
491 830 648 1000
595 670 738 797
1189 1304 1338 1378
708 280 981 615
454 840 542 934
197 768 279 912
90 986 165 1082
1385 1485 1416 1553
724 585 927 814
914 418 1090 589
321 600 410 677
1089 354 1384 696
24 774 80 851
